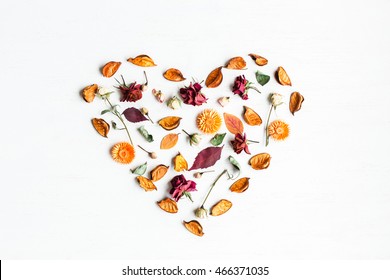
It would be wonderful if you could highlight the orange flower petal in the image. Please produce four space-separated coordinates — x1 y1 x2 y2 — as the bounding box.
196 109 222 134
111 142 135 164
268 120 289 141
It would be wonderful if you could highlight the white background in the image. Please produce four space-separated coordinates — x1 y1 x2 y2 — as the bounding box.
0 0 389 260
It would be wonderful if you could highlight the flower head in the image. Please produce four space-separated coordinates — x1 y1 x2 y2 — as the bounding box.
170 175 197 202
196 109 222 134
232 75 261 100
270 93 283 107
218 96 230 107
167 96 182 109
230 133 250 154
119 81 143 102
179 82 208 106
152 89 165 103
268 120 289 141
111 142 135 164
195 207 208 219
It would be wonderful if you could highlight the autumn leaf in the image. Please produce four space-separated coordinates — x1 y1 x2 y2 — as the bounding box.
225 57 246 70
157 198 178 213
131 162 147 175
210 133 226 146
82 84 98 103
123 107 148 123
173 153 188 172
229 177 250 193
158 116 182 130
243 106 262 126
160 133 179 150
189 146 223 171
136 176 157 191
163 68 186 82
210 199 232 216
248 53 268 66
205 66 223 88
223 112 244 134
91 118 110 137
276 66 292 86
289 91 304 115
150 164 169 182
127 54 156 67
183 220 204 236
249 153 271 170
102 61 121 77
138 126 154 142
255 71 270 86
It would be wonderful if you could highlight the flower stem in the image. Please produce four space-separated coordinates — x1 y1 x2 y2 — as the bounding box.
143 71 148 85
248 86 261 94
182 129 191 137
201 170 215 174
105 97 133 145
137 145 150 154
200 169 228 208
265 104 273 147
247 139 260 144
146 113 154 124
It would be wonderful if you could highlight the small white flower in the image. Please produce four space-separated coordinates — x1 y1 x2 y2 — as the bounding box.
270 93 283 107
97 87 113 97
167 96 182 109
195 207 208 219
190 133 202 146
218 96 230 107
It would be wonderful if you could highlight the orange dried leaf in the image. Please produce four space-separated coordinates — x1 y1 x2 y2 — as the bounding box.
289 92 304 115
210 199 232 216
127 54 156 67
163 68 186 82
158 116 182 130
183 220 204 236
223 112 244 134
243 106 262 126
205 66 223 88
92 118 110 137
248 53 268 66
150 164 169 182
249 153 271 170
136 176 157 192
173 153 188 172
230 177 250 193
160 133 179 150
157 198 178 213
225 56 246 69
82 84 98 103
102 61 121 77
277 66 292 86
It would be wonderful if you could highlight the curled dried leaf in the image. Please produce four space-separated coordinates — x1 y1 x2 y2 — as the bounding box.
82 84 98 103
205 66 223 88
157 198 178 213
102 61 121 77
91 118 110 137
248 53 268 66
225 56 246 70
289 91 304 115
229 177 250 193
150 164 169 182
158 116 182 130
173 153 188 172
160 133 179 150
243 106 262 126
127 54 156 67
183 220 204 236
249 153 271 170
163 68 186 82
136 176 157 191
223 112 244 135
210 199 232 216
277 66 292 86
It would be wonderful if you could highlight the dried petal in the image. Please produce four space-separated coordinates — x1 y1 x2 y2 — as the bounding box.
173 153 188 172
127 54 156 67
157 198 178 213
91 118 110 137
277 66 292 86
205 66 223 88
289 91 304 115
210 199 232 216
82 84 98 103
223 112 244 135
183 220 204 236
102 61 121 77
158 116 182 130
160 133 179 150
249 153 271 170
229 177 250 193
150 164 169 182
243 106 262 126
248 53 268 66
136 176 157 191
163 68 186 82
225 56 246 69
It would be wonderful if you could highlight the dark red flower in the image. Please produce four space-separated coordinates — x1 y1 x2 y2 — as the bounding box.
119 82 143 102
170 174 197 202
230 133 250 154
232 75 248 99
179 82 208 106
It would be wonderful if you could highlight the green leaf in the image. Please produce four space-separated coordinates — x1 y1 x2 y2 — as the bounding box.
101 109 111 115
228 155 241 179
210 133 226 146
138 126 154 142
255 71 270 86
131 162 147 175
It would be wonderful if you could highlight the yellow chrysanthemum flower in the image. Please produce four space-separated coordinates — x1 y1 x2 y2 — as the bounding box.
268 120 289 141
111 142 135 164
196 109 222 134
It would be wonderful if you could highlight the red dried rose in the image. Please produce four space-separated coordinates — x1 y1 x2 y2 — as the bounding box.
230 133 250 154
232 75 261 100
179 82 207 106
119 81 143 102
170 174 197 202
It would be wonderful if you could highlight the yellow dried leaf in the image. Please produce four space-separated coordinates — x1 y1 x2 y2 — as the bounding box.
136 176 157 192
102 61 121 77
150 164 169 182
289 91 304 115
127 54 156 67
183 220 204 236
163 68 186 82
157 198 178 213
277 66 292 86
248 53 268 66
243 106 262 126
173 153 188 172
91 118 110 137
205 66 223 88
158 116 182 131
160 133 179 150
249 153 271 170
210 199 232 216
225 56 246 69
82 84 98 103
229 177 250 193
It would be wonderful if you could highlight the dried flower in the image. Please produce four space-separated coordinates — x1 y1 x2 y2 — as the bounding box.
232 75 261 100
170 175 197 202
137 145 157 159
193 170 215 179
182 129 201 146
231 133 251 155
179 82 208 106
196 109 222 134
265 93 285 146
167 96 182 109
116 76 143 103
152 89 165 103
271 93 283 107
268 120 289 141
140 107 153 123
141 71 148 92
111 142 135 164
195 206 208 219
218 96 230 107
97 86 113 97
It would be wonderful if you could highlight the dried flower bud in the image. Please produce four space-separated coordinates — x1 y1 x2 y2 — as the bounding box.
152 89 165 103
195 207 208 219
190 133 202 146
218 96 230 107
270 93 283 107
141 107 149 115
141 84 148 92
167 96 182 110
97 87 112 98
193 172 202 179
149 152 158 159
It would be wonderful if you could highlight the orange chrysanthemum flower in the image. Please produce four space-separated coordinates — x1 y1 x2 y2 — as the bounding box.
268 120 289 141
196 109 222 134
111 142 135 164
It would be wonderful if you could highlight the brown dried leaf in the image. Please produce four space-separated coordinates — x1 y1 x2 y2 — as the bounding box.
163 68 186 82
160 133 179 150
229 177 250 193
183 220 204 236
136 176 157 192
102 61 121 77
150 164 169 182
205 66 223 88
248 53 268 66
157 198 178 213
127 54 156 67
91 118 110 137
243 106 262 126
82 84 98 103
289 91 304 115
277 66 292 86
223 112 244 134
225 57 246 69
173 153 188 172
210 199 232 216
158 116 182 130
249 153 271 170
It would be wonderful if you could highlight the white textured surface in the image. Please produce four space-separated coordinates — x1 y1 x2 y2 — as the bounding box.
0 0 389 259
